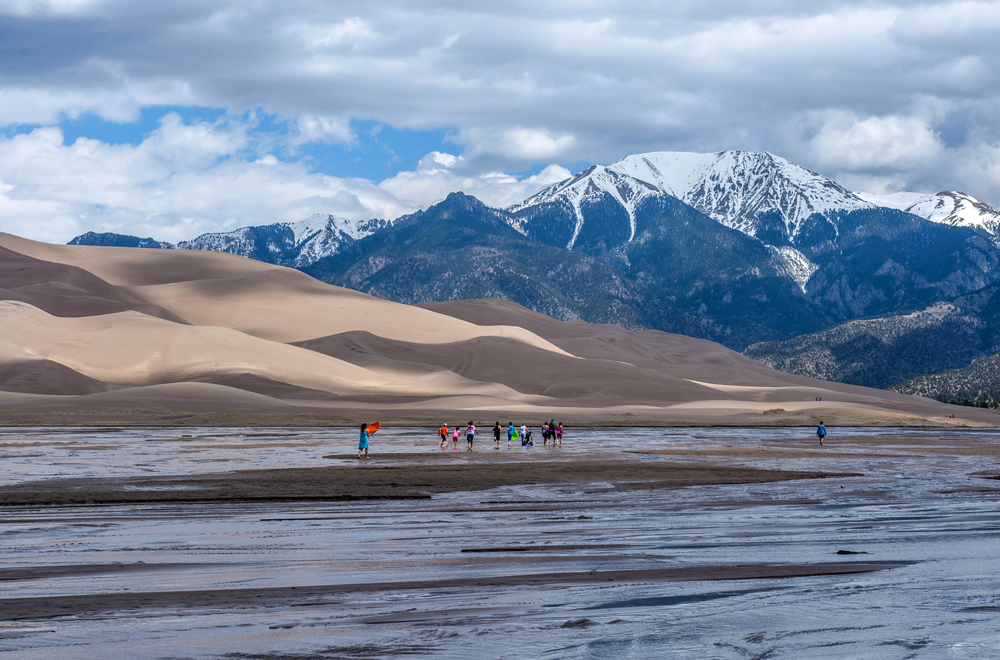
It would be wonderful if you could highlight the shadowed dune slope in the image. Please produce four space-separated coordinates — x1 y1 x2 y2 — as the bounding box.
418 299 967 408
0 360 109 396
0 232 275 286
0 301 533 402
294 331 729 404
0 246 186 322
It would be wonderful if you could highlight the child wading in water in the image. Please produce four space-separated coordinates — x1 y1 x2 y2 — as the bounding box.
817 421 827 446
451 427 460 450
358 423 371 459
439 424 449 449
556 422 563 447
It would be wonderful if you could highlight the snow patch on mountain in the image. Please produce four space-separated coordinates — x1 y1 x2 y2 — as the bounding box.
282 214 389 266
767 245 818 292
511 150 873 244
72 215 392 267
609 151 872 238
857 191 1000 235
508 166 660 248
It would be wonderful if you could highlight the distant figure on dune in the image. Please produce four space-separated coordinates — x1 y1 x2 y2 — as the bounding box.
817 421 827 446
358 423 370 459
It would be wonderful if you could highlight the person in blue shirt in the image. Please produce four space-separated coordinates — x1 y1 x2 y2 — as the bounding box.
817 422 827 446
358 423 370 459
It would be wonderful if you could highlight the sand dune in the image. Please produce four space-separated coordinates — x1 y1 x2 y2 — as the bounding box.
0 233 996 426
0 233 569 351
296 331 732 404
0 359 109 395
0 301 535 401
0 245 185 321
126 269 574 349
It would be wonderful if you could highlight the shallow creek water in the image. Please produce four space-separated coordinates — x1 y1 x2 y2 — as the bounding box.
1 426 1000 658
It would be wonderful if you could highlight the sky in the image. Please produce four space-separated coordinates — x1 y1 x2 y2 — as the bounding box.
0 0 998 243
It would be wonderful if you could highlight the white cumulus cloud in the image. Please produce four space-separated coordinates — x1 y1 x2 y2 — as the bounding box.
807 113 944 171
0 116 571 243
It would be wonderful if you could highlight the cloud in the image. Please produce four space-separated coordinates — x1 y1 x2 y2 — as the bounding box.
461 128 577 162
0 116 569 243
291 115 355 146
806 112 944 171
379 151 570 209
2 0 1000 234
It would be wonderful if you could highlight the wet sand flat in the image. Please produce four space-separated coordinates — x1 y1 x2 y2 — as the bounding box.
0 563 904 621
0 457 858 506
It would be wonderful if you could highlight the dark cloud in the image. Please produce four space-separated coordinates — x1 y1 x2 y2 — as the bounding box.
0 0 999 208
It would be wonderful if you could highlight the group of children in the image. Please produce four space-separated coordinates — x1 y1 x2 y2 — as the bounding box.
438 420 564 450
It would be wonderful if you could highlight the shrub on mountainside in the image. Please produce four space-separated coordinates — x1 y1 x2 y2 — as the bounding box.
892 352 1000 409
744 304 986 389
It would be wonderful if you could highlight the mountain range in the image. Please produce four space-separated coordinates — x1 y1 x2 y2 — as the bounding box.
67 150 1000 398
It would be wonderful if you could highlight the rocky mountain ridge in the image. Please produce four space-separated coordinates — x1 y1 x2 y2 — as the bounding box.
67 149 1000 368
857 191 1000 235
69 214 389 268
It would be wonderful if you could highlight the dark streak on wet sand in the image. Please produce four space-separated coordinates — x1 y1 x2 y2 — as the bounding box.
0 459 861 507
0 563 906 621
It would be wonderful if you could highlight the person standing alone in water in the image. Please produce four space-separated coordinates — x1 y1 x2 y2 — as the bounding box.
358 423 371 459
816 421 827 446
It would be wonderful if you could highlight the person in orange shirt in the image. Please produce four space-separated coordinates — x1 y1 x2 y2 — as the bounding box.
439 424 448 448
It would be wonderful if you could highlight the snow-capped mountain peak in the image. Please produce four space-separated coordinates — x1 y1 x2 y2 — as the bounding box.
611 151 872 237
167 214 390 267
290 213 383 244
509 165 660 248
288 213 338 244
510 150 873 245
856 191 1000 235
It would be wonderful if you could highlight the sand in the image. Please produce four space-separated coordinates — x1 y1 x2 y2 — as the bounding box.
1 232 997 426
0 456 859 506
0 563 901 622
